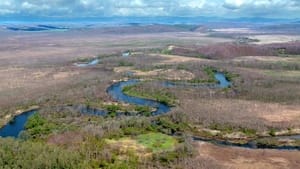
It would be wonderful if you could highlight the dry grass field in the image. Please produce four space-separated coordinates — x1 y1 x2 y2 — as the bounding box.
197 141 300 169
0 26 232 112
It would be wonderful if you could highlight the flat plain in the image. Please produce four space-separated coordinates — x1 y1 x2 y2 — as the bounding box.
0 24 300 169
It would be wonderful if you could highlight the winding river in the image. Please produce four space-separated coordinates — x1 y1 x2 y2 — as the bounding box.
107 79 170 116
1 73 299 150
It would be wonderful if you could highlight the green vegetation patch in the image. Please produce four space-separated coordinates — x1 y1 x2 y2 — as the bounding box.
208 123 257 137
106 133 177 154
24 114 58 138
104 104 122 117
209 123 234 134
22 113 66 140
122 84 176 106
152 117 191 134
136 133 177 153
118 61 134 67
204 66 238 82
177 66 218 84
103 104 153 117
223 71 239 81
161 49 172 55
134 105 152 117
76 57 98 63
204 66 218 81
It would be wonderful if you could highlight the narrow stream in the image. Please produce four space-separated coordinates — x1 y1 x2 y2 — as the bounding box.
74 58 100 67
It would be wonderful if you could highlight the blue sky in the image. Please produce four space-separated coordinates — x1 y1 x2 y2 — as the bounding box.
0 0 300 19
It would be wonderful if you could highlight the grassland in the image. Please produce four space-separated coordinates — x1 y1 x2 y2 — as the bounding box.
106 132 177 155
136 133 177 152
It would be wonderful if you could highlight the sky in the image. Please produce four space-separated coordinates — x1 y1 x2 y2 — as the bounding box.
0 0 300 19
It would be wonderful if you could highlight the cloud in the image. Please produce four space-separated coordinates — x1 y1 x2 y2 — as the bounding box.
0 0 299 18
223 0 245 10
221 0 300 18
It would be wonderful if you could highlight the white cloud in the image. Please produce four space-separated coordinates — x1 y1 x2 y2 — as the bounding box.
22 2 35 9
225 0 245 7
183 0 206 8
0 0 299 18
222 0 300 18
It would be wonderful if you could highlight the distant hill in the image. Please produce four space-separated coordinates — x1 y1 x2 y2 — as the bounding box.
260 23 300 33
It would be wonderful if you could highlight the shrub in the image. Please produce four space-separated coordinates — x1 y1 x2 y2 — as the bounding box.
23 113 59 139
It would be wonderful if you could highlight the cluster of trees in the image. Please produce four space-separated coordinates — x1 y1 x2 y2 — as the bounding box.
123 83 177 106
2 108 222 169
0 138 85 169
